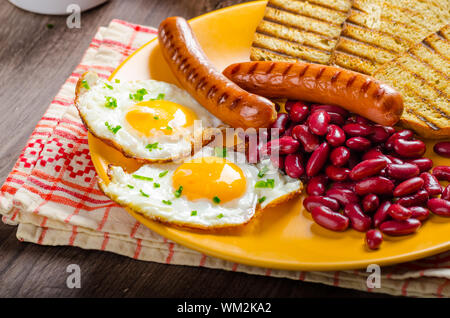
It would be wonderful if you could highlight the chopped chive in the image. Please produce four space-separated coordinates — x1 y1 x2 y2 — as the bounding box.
213 196 221 204
165 126 173 131
162 200 172 205
81 80 90 90
254 179 275 189
132 174 153 181
258 166 269 178
153 183 160 188
46 23 54 29
217 213 224 219
131 88 148 101
214 147 227 158
105 122 121 134
104 96 117 108
104 83 113 90
174 186 183 198
129 93 133 99
153 116 159 120
139 189 149 197
115 79 120 83
191 210 197 216
159 170 169 178
258 196 266 204
146 142 160 152
150 93 165 101
127 184 134 189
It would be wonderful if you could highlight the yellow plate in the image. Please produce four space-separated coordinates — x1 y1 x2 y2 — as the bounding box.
89 0 450 271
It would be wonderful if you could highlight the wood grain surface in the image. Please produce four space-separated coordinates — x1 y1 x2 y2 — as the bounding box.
0 0 392 298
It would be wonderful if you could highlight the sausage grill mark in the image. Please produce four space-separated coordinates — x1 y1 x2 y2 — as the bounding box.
346 75 357 88
248 63 258 75
282 64 293 76
298 65 309 78
361 79 372 93
218 93 229 104
230 64 241 75
330 71 341 83
373 87 385 100
207 85 218 99
229 97 242 110
315 67 325 80
266 62 276 74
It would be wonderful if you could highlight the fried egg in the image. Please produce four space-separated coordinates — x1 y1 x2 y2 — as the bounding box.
75 72 224 162
99 147 302 229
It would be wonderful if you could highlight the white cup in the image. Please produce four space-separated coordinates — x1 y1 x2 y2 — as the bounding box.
9 0 110 15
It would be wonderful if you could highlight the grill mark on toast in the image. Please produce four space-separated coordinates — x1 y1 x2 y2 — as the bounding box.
266 3 341 26
408 51 449 81
262 16 336 40
294 0 350 13
251 45 311 62
339 33 400 55
344 21 413 48
407 108 440 130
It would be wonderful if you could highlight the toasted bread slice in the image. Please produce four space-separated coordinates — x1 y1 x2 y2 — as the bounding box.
331 0 450 75
250 0 352 64
374 24 450 139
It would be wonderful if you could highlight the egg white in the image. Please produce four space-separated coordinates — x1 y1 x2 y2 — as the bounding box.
75 72 224 162
99 147 302 229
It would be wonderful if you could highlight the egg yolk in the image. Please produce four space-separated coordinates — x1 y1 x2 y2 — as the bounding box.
172 157 246 203
125 100 197 136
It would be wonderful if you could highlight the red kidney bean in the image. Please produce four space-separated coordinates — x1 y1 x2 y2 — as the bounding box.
344 203 372 232
362 148 392 164
433 142 450 158
307 110 330 136
393 139 426 158
325 165 350 182
270 113 289 136
270 154 285 170
420 172 442 195
328 181 355 192
393 177 424 197
354 115 373 125
427 198 450 216
370 126 390 143
326 125 346 147
396 189 429 207
282 123 295 137
355 176 394 196
374 201 392 227
388 204 412 221
362 194 380 214
383 126 396 136
327 112 345 125
303 196 340 212
349 159 387 181
433 166 450 182
306 175 328 196
386 163 420 180
263 136 300 156
346 137 371 151
311 104 349 118
380 219 421 236
385 129 414 151
409 206 430 221
442 185 450 201
284 154 304 178
311 206 349 232
292 125 320 153
284 100 295 112
366 229 383 250
343 123 373 137
306 142 330 177
330 146 350 167
289 101 309 123
386 155 404 165
347 152 361 169
405 158 433 173
326 188 359 206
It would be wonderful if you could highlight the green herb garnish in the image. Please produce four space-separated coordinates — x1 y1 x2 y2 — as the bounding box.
255 179 275 189
46 23 54 29
140 189 149 197
258 166 269 178
131 88 148 101
165 126 172 131
146 142 160 152
159 170 169 178
217 213 224 219
132 174 153 181
162 200 172 205
81 80 90 90
153 116 159 120
174 186 183 198
105 122 121 134
104 83 113 90
213 196 221 204
191 210 197 216
214 147 227 158
153 183 160 188
258 196 266 204
150 93 165 100
115 79 120 83
127 185 134 189
104 96 117 108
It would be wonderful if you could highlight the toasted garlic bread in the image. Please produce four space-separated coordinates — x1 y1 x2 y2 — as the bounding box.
331 0 450 75
250 0 352 64
374 24 450 139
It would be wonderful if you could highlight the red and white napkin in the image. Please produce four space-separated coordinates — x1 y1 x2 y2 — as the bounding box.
1 19 449 297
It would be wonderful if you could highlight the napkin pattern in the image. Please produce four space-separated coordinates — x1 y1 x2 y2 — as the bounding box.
1 19 449 298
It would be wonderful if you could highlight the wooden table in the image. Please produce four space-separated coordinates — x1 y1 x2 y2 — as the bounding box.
0 0 391 297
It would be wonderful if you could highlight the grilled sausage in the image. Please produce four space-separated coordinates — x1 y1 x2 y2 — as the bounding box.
223 61 404 126
158 17 277 129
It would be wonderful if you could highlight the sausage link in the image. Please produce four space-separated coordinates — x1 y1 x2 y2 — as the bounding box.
158 17 277 129
222 61 404 126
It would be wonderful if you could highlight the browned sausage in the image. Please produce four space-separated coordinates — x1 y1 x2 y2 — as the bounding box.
223 61 404 126
158 17 277 129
